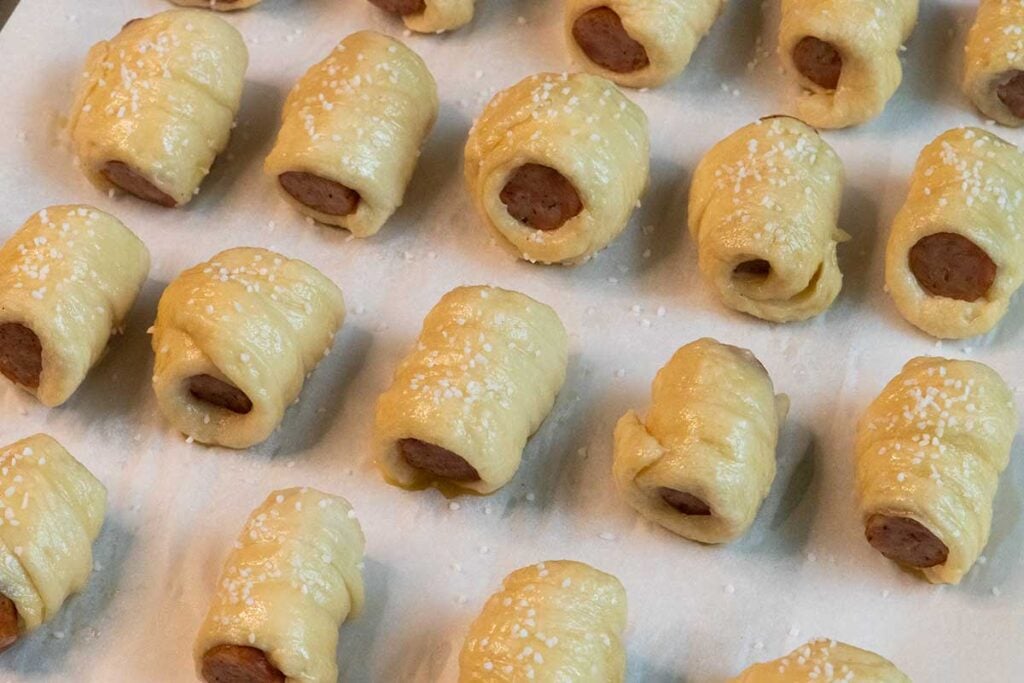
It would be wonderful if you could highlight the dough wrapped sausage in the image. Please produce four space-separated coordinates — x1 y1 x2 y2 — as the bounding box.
688 116 847 322
459 560 627 682
964 0 1024 126
374 285 568 494
464 72 650 265
856 356 1016 584
0 434 106 651
730 639 910 682
565 0 726 89
169 0 260 10
368 0 474 34
265 31 438 237
779 0 919 128
69 10 248 207
885 127 1024 339
194 487 365 683
614 338 788 544
151 247 345 449
0 205 150 407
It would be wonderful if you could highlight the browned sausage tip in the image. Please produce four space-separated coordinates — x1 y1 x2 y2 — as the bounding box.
734 259 771 278
278 172 360 218
908 232 996 302
792 36 842 90
399 438 481 482
0 594 18 653
101 161 177 208
188 374 253 415
499 164 583 231
997 71 1024 119
572 7 650 74
201 644 285 683
865 513 949 569
659 487 712 516
368 0 427 16
0 323 42 390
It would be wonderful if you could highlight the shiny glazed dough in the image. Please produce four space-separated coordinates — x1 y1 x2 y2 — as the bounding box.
151 247 345 449
464 72 650 265
459 560 627 682
885 127 1024 339
778 0 919 128
169 0 261 10
730 638 911 682
0 434 106 633
856 356 1016 584
264 31 438 237
565 0 727 88
194 488 365 683
688 116 847 322
964 0 1024 126
613 338 788 544
374 285 568 494
402 0 475 33
68 10 248 206
0 205 150 406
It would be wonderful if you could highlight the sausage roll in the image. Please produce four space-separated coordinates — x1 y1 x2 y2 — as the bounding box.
885 127 1024 339
730 639 910 682
69 10 248 207
265 31 438 237
779 0 919 128
856 356 1016 584
151 247 345 449
367 0 475 34
964 0 1024 127
459 560 627 682
375 285 568 495
565 0 726 89
688 116 847 322
464 72 650 265
170 0 261 10
614 338 788 544
0 205 150 407
195 488 365 683
0 434 106 651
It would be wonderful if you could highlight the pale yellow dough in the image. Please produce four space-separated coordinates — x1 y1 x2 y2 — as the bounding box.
856 356 1016 584
885 127 1024 339
265 31 438 237
688 116 848 322
565 0 726 88
69 10 248 206
151 247 345 449
400 0 475 33
964 0 1024 126
0 434 106 634
730 639 911 682
459 560 627 682
194 488 365 683
170 0 261 10
465 72 650 265
0 205 150 406
374 285 568 494
779 0 919 128
614 338 788 544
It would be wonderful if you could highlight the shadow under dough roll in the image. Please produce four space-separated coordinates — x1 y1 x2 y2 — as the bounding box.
465 72 649 265
151 247 345 449
730 638 910 682
885 127 1024 339
0 205 150 406
68 9 248 207
688 116 847 322
779 0 919 128
170 0 261 10
265 30 438 237
964 0 1024 127
374 285 568 495
367 0 475 33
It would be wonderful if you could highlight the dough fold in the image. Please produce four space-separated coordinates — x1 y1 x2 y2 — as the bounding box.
402 0 475 33
964 0 1024 126
459 560 627 682
614 338 788 544
730 638 910 682
170 0 261 10
688 116 847 322
264 31 438 237
194 488 365 683
856 356 1016 584
151 247 345 449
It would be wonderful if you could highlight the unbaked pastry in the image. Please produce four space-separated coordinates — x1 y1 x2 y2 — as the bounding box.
464 72 650 265
151 247 345 449
730 638 911 682
459 560 627 682
374 285 568 494
0 205 150 406
964 0 1024 126
170 0 261 10
69 10 248 206
885 127 1024 339
194 487 365 683
856 356 1016 584
614 338 788 544
265 31 438 237
688 116 847 322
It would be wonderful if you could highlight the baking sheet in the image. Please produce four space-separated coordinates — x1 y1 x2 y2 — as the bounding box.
0 0 1021 680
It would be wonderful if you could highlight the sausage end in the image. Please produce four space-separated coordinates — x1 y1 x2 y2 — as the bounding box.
278 172 360 218
792 36 842 90
499 164 583 231
908 232 997 302
101 161 177 207
659 487 713 516
399 438 481 482
0 322 42 390
572 7 650 74
865 513 949 569
0 594 18 653
188 374 253 415
201 644 285 683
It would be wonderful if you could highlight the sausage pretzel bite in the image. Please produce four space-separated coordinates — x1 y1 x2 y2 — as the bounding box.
964 0 1024 126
